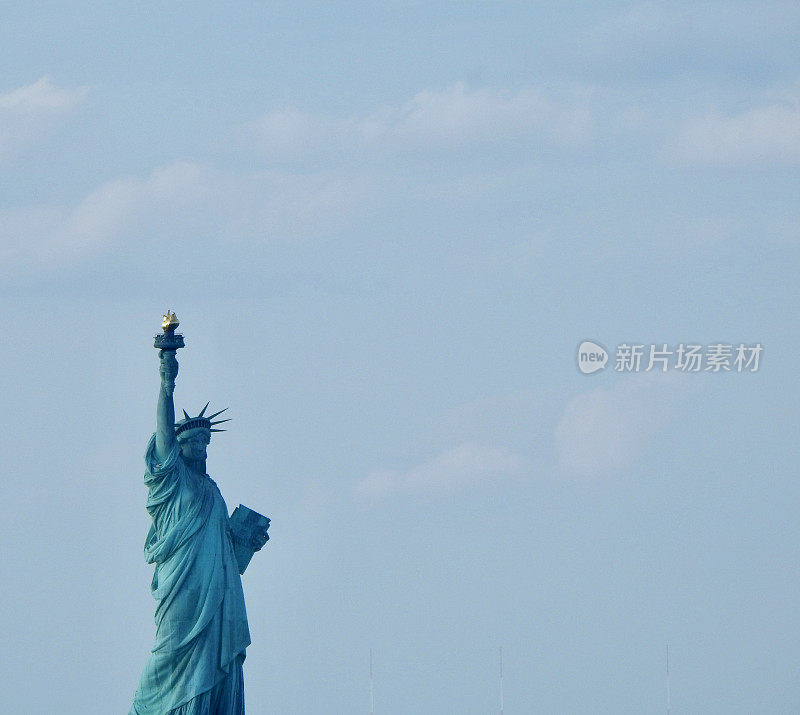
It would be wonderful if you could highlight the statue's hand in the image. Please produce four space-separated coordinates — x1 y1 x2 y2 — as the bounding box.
159 350 179 387
251 524 270 551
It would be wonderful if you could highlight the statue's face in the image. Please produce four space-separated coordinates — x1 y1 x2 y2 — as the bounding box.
179 432 210 463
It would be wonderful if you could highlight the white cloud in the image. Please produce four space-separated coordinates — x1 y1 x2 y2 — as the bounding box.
253 107 347 160
0 76 89 156
0 76 88 112
362 82 592 147
582 2 679 58
215 168 368 241
253 82 592 160
0 161 212 264
555 373 682 479
355 442 527 499
0 160 368 266
580 2 800 79
670 90 800 165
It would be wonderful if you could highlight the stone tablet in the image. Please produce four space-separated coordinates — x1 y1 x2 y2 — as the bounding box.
230 505 271 574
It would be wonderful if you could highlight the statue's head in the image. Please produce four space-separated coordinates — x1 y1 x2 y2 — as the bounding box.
177 428 210 462
174 403 229 465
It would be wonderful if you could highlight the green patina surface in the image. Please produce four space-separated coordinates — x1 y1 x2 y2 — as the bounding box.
131 318 269 714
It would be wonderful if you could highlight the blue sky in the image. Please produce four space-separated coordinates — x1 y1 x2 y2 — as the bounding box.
1 2 799 712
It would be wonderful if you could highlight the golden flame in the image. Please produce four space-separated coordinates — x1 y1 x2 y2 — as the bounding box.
161 310 179 332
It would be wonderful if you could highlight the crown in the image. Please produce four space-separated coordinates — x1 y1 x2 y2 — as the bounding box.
174 402 230 439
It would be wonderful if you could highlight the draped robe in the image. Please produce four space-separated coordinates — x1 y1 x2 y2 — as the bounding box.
130 435 250 714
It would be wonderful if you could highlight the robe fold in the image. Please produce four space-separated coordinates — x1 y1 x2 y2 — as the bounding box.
130 435 250 714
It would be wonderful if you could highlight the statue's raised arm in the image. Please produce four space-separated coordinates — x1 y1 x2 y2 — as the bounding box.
156 349 178 462
153 310 183 463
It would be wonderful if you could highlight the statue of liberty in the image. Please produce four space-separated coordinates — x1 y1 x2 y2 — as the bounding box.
130 312 270 715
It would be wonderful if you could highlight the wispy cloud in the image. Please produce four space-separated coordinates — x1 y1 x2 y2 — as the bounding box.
0 160 368 266
670 87 800 165
578 2 800 83
356 442 527 500
253 107 345 160
0 76 89 157
0 161 212 264
362 82 592 147
0 76 88 112
555 373 682 479
252 82 593 161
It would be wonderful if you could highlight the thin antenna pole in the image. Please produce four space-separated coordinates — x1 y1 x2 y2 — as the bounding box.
370 648 374 715
499 646 504 715
666 644 671 715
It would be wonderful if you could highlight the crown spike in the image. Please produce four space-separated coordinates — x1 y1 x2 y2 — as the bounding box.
175 402 230 439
